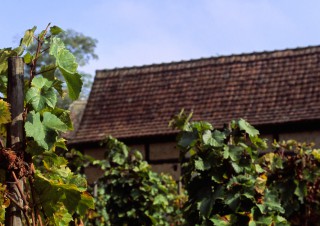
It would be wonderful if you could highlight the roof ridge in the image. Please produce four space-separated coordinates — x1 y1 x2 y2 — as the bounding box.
96 45 320 77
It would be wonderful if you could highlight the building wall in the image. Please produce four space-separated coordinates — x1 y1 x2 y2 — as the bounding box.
149 142 180 180
149 142 179 160
83 142 181 182
84 147 105 184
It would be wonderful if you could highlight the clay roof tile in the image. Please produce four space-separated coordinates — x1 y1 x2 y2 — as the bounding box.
69 45 320 144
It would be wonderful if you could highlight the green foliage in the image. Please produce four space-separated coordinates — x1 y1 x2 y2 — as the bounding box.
171 112 287 225
172 112 320 225
34 152 94 221
26 28 98 107
26 76 58 111
261 140 320 225
0 99 10 124
0 183 9 223
0 24 93 226
85 137 184 226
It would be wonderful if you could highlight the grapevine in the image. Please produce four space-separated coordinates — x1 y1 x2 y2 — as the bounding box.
0 24 93 226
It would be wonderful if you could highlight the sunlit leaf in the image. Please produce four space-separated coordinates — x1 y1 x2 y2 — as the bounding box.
21 26 36 47
0 100 11 124
25 111 68 149
59 68 82 100
57 49 78 74
25 76 57 111
238 118 259 137
43 112 69 132
49 37 65 57
25 111 47 149
255 174 267 194
23 52 33 64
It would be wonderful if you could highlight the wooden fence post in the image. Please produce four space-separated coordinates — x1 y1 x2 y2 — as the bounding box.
5 56 24 226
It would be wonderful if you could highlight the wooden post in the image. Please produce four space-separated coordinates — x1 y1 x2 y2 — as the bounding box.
5 57 24 226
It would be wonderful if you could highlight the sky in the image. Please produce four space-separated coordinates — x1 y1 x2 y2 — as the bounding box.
1 0 320 77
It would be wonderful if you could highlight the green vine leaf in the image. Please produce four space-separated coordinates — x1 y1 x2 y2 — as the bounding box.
294 180 307 204
238 118 259 137
0 48 16 75
77 192 95 215
52 80 64 97
40 64 56 80
57 49 78 74
26 76 57 111
48 36 83 100
256 189 284 214
0 75 7 96
13 46 24 56
52 205 73 226
23 52 33 64
21 26 37 47
51 108 73 130
25 111 47 149
25 111 69 149
60 69 83 100
199 196 215 218
50 26 64 36
49 37 65 57
210 215 232 226
43 112 69 132
50 138 68 152
194 158 205 171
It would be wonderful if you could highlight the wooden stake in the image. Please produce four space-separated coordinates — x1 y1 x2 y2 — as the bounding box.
5 56 24 226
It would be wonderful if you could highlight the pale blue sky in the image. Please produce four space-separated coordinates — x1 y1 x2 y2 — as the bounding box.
1 0 320 76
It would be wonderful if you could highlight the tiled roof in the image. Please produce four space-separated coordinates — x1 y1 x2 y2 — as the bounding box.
69 45 320 144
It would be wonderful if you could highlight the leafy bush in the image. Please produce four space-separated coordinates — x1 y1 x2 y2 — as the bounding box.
85 137 185 226
171 111 287 225
171 111 320 225
260 140 320 225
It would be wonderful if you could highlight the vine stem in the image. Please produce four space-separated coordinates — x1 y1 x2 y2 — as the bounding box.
23 177 36 226
28 175 44 226
11 172 32 226
37 213 43 226
40 46 50 54
5 193 24 211
34 66 57 76
5 193 31 226
29 22 51 87
11 171 28 206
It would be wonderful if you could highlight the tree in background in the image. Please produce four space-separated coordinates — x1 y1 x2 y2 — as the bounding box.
26 29 98 108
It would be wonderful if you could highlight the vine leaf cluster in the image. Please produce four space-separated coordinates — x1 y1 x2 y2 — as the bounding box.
171 110 320 226
0 24 93 225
